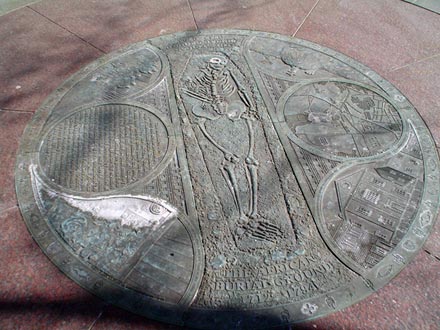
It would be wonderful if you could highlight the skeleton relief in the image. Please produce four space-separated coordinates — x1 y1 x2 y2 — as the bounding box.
178 54 294 251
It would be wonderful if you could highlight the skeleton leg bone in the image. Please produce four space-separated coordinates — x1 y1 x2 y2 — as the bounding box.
222 161 246 222
245 118 259 218
198 119 246 221
198 119 231 156
221 164 239 210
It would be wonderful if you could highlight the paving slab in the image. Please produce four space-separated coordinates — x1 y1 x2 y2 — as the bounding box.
295 0 440 73
0 238 85 302
91 306 185 330
305 251 440 330
384 55 440 147
0 248 102 330
190 0 317 35
0 7 102 111
0 298 104 330
0 205 105 330
0 207 35 251
0 110 32 212
30 0 197 53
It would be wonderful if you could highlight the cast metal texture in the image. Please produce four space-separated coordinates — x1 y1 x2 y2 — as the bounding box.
403 0 440 15
15 30 440 329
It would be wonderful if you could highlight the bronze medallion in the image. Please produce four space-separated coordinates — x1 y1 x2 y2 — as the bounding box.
15 30 440 329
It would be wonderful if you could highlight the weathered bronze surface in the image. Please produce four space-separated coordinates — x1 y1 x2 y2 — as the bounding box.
403 0 440 14
15 30 440 329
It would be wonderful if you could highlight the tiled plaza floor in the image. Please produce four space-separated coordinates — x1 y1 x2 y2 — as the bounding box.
0 1 439 329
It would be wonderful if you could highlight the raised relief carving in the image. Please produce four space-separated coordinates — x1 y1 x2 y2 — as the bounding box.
325 295 337 309
15 31 439 329
377 264 394 278
179 53 293 251
301 302 318 315
279 80 403 160
181 55 260 223
280 46 323 76
317 125 424 273
30 163 198 305
135 78 170 116
245 36 374 83
175 49 356 313
54 48 164 112
38 103 175 194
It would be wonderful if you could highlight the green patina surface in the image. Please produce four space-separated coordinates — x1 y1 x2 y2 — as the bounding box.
403 0 440 14
0 0 40 16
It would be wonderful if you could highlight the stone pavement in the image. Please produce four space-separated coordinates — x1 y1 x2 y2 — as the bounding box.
0 0 439 329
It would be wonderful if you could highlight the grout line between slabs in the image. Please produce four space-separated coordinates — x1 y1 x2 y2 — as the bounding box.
87 309 104 330
26 6 107 54
387 53 440 73
0 205 19 216
0 108 34 114
186 0 199 30
424 249 440 262
292 0 320 37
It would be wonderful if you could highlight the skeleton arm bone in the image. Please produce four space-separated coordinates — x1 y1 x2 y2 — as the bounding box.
229 72 255 111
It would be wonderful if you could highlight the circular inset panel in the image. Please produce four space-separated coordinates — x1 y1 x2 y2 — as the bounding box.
39 103 171 193
15 30 440 330
51 48 165 112
280 80 404 160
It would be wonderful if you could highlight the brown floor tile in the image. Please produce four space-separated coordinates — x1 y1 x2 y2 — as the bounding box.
295 0 440 73
0 207 35 251
384 55 440 147
0 110 32 212
0 227 103 329
190 0 317 35
91 306 185 330
0 214 90 309
304 251 440 330
0 206 105 330
30 0 197 53
0 245 86 303
0 7 102 111
0 238 104 330
0 299 104 330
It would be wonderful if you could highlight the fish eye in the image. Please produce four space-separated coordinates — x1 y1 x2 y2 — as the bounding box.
209 57 224 64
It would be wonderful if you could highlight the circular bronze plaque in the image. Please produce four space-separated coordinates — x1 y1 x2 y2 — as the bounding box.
16 30 440 329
